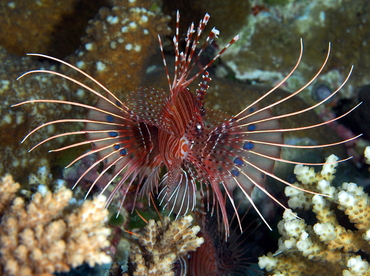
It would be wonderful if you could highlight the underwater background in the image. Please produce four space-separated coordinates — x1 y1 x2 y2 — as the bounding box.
0 0 370 275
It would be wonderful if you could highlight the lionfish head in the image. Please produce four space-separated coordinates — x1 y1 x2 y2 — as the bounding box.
13 11 359 237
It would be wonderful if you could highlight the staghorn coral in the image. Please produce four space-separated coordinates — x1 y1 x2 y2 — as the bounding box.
0 174 111 276
129 215 204 276
258 154 370 276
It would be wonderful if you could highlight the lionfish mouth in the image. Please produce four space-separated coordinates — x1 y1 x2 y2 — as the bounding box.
12 11 360 237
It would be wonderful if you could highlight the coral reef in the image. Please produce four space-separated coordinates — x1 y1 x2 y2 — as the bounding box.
0 0 76 56
68 0 171 95
258 154 370 276
0 174 111 276
0 2 368 275
128 215 204 276
223 0 370 93
0 0 368 183
1 0 170 180
216 1 370 160
162 0 250 43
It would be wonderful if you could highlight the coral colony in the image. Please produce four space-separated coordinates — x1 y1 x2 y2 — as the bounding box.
259 154 370 275
10 10 362 275
0 175 111 276
129 215 203 275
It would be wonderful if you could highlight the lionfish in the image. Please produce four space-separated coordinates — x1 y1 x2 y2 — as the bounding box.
13 12 358 236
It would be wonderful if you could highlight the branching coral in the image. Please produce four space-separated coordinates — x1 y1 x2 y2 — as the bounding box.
0 174 111 276
258 154 370 276
129 215 204 276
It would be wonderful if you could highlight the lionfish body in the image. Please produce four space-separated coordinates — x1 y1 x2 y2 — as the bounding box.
14 12 357 236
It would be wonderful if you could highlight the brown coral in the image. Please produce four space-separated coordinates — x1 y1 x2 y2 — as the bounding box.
129 215 204 276
0 174 111 276
0 0 76 56
68 0 171 95
1 0 170 180
0 174 20 214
